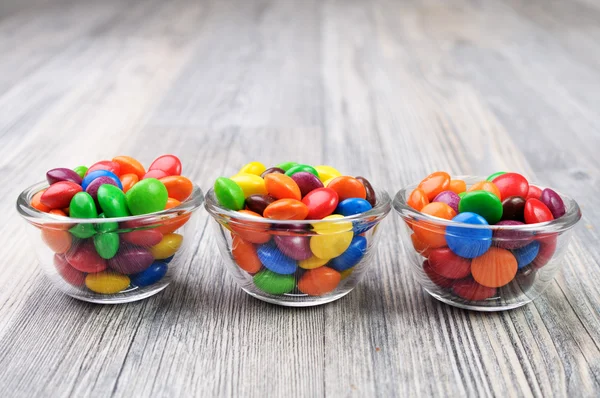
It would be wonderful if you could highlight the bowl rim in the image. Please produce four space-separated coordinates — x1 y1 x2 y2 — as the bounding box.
393 175 581 233
16 180 204 224
204 187 392 225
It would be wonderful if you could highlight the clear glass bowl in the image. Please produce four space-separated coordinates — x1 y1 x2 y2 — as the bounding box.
393 176 582 311
205 188 392 307
17 181 204 304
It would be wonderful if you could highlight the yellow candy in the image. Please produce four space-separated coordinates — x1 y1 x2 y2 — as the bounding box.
315 165 341 183
323 177 335 187
310 232 353 259
340 267 354 280
230 173 268 197
312 215 352 234
150 233 183 259
299 255 329 270
239 161 266 176
85 272 130 294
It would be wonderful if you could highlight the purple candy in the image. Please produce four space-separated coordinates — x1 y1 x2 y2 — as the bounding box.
493 220 534 249
85 176 119 202
273 235 312 260
540 188 566 219
108 246 154 274
46 168 83 185
432 190 460 213
290 172 324 197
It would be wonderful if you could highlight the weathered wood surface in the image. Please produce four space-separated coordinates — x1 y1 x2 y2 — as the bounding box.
0 0 599 396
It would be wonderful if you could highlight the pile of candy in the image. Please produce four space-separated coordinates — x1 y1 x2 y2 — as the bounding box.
30 155 193 294
407 171 565 301
213 162 377 296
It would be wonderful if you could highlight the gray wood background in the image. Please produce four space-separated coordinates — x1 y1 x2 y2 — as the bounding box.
1 0 599 396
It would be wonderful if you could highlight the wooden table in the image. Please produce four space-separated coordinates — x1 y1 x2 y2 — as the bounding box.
1 0 599 396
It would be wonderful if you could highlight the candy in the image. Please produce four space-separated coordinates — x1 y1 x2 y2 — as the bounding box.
253 269 295 295
232 235 262 273
66 242 107 273
276 162 298 172
486 171 506 181
54 254 85 286
525 185 542 200
165 198 181 209
540 188 566 219
264 173 301 200
42 229 72 254
407 188 429 211
492 172 529 201
245 194 276 215
69 223 97 239
310 229 353 260
120 173 139 193
297 267 341 296
330 236 367 272
69 192 98 218
467 181 501 199
148 154 182 176
112 156 146 179
98 184 130 217
263 199 309 220
125 178 168 215
445 212 492 258
532 235 557 268
230 210 271 244
260 167 285 178
413 202 456 248
512 241 540 269
524 198 554 224
298 255 329 270
85 272 130 294
130 262 168 287
336 198 372 217
493 220 533 249
459 190 502 225
291 172 324 197
500 196 526 222
108 246 154 274
274 235 312 260
418 171 451 201
73 166 88 179
328 176 367 201
31 190 51 212
356 176 376 207
285 164 319 178
423 260 454 288
87 160 121 176
93 233 119 259
411 233 433 258
311 214 352 234
301 188 338 219
149 233 183 259
428 247 471 279
159 175 194 201
239 161 266 176
452 279 497 301
448 179 467 194
432 191 460 213
143 169 169 179
257 244 297 275
41 181 82 209
214 177 245 210
314 165 341 182
121 229 163 246
46 168 83 185
81 170 122 191
230 173 268 197
471 247 518 288
85 176 119 201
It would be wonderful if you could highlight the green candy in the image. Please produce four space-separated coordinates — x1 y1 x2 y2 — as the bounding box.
73 166 88 179
93 232 120 259
459 190 503 224
69 224 97 239
276 162 298 172
214 177 245 210
253 270 295 295
98 185 130 217
95 213 118 233
458 192 467 199
487 171 506 181
69 192 98 219
284 164 319 178
125 178 168 216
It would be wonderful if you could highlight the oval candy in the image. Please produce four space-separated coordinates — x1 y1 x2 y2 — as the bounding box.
302 188 339 219
85 176 119 202
108 246 154 274
299 255 329 270
54 254 86 286
512 240 540 269
232 235 262 273
524 198 554 224
329 236 367 272
432 191 460 214
413 202 456 249
428 247 471 279
336 198 372 217
418 171 451 201
112 156 146 179
73 166 88 179
467 180 501 199
98 184 130 217
214 177 245 210
149 233 183 259
81 170 122 191
159 175 194 201
245 194 276 215
239 161 266 176
85 272 130 294
486 171 506 181
458 190 503 225
297 266 341 296
264 173 301 200
257 244 297 275
448 179 467 194
356 176 376 207
93 232 120 259
526 185 542 200
540 188 566 219
423 259 454 288
253 269 295 295
471 247 518 288
492 172 529 201
46 168 83 185
314 165 341 182
126 178 168 215
41 181 83 209
69 192 98 219
291 172 324 197
143 169 169 180
149 154 182 176
42 228 72 254
230 210 271 244
86 160 121 177
121 229 163 246
263 199 309 220
327 176 367 201
276 162 298 172
230 173 267 198
445 212 492 258
500 196 526 222
260 167 286 178
274 235 312 261
493 220 533 249
407 188 429 211
130 262 168 287
285 164 319 178
66 242 107 273
120 173 139 193
452 279 497 301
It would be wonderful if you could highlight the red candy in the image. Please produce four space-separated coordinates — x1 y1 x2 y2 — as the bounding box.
65 242 107 273
526 185 542 200
524 198 554 224
452 279 497 301
428 247 471 279
148 154 182 176
491 172 529 201
54 254 86 286
121 229 164 246
143 169 169 180
423 260 454 288
86 160 121 176
40 181 82 209
301 188 339 219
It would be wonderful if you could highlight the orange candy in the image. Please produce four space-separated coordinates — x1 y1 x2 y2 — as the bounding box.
31 190 50 212
448 179 467 194
230 209 271 244
471 247 518 288
418 171 451 201
263 199 309 220
48 209 67 217
468 181 501 199
297 266 341 296
112 156 146 179
413 202 456 248
160 175 193 201
120 173 139 193
164 198 181 209
41 228 72 254
155 214 190 235
407 188 429 211
232 235 262 274
410 233 433 258
264 174 301 200
327 176 367 201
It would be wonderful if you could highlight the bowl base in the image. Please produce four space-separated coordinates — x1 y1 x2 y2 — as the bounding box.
242 288 353 307
423 288 534 312
61 283 170 304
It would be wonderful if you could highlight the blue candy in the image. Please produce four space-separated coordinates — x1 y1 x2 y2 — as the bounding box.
330 236 367 272
130 262 168 287
82 170 123 191
257 243 297 275
163 255 174 264
512 241 540 269
336 198 372 217
446 212 492 258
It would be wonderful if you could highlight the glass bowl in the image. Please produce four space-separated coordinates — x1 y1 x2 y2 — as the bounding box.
17 181 204 304
393 176 582 311
205 188 392 307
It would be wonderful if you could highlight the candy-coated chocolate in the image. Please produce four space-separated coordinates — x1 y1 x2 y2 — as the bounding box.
322 177 335 187
492 172 529 201
407 188 429 211
214 177 245 210
493 220 533 249
108 246 154 274
410 233 433 258
330 236 367 272
42 228 72 253
355 176 376 207
112 156 146 179
130 262 168 287
253 269 295 295
120 173 139 193
310 230 353 260
524 198 554 224
532 234 557 268
159 175 194 201
471 247 518 288
335 198 372 217
458 190 503 224
299 255 329 270
143 169 169 180
448 179 467 194
245 194 276 215
121 229 163 246
46 168 83 185
95 213 118 233
69 192 98 219
230 210 271 244
148 154 182 176
500 196 526 222
85 272 130 294
154 212 190 235
98 184 130 218
165 197 181 209
285 164 319 178
486 171 506 181
428 247 471 279
94 232 120 259
276 162 298 172
274 235 312 260
126 178 168 215
297 266 341 296
413 202 456 249
314 165 341 182
263 199 309 220
54 254 85 286
87 160 121 176
73 166 88 179
81 170 122 191
432 191 460 214
540 188 565 219
526 185 542 200
458 192 466 199
512 240 540 269
445 212 492 258
327 176 367 201
66 242 107 273
149 233 183 259
301 188 339 219
468 180 501 199
232 235 262 273
264 173 301 200
418 171 451 201
69 224 97 239
257 243 297 275
312 214 352 234
48 209 68 217
41 181 83 209
85 176 119 202
230 173 267 197
423 259 454 288
452 279 497 301
260 167 285 178
291 172 324 197
239 161 266 176
31 190 51 212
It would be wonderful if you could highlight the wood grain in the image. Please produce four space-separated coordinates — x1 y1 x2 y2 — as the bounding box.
0 0 599 396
